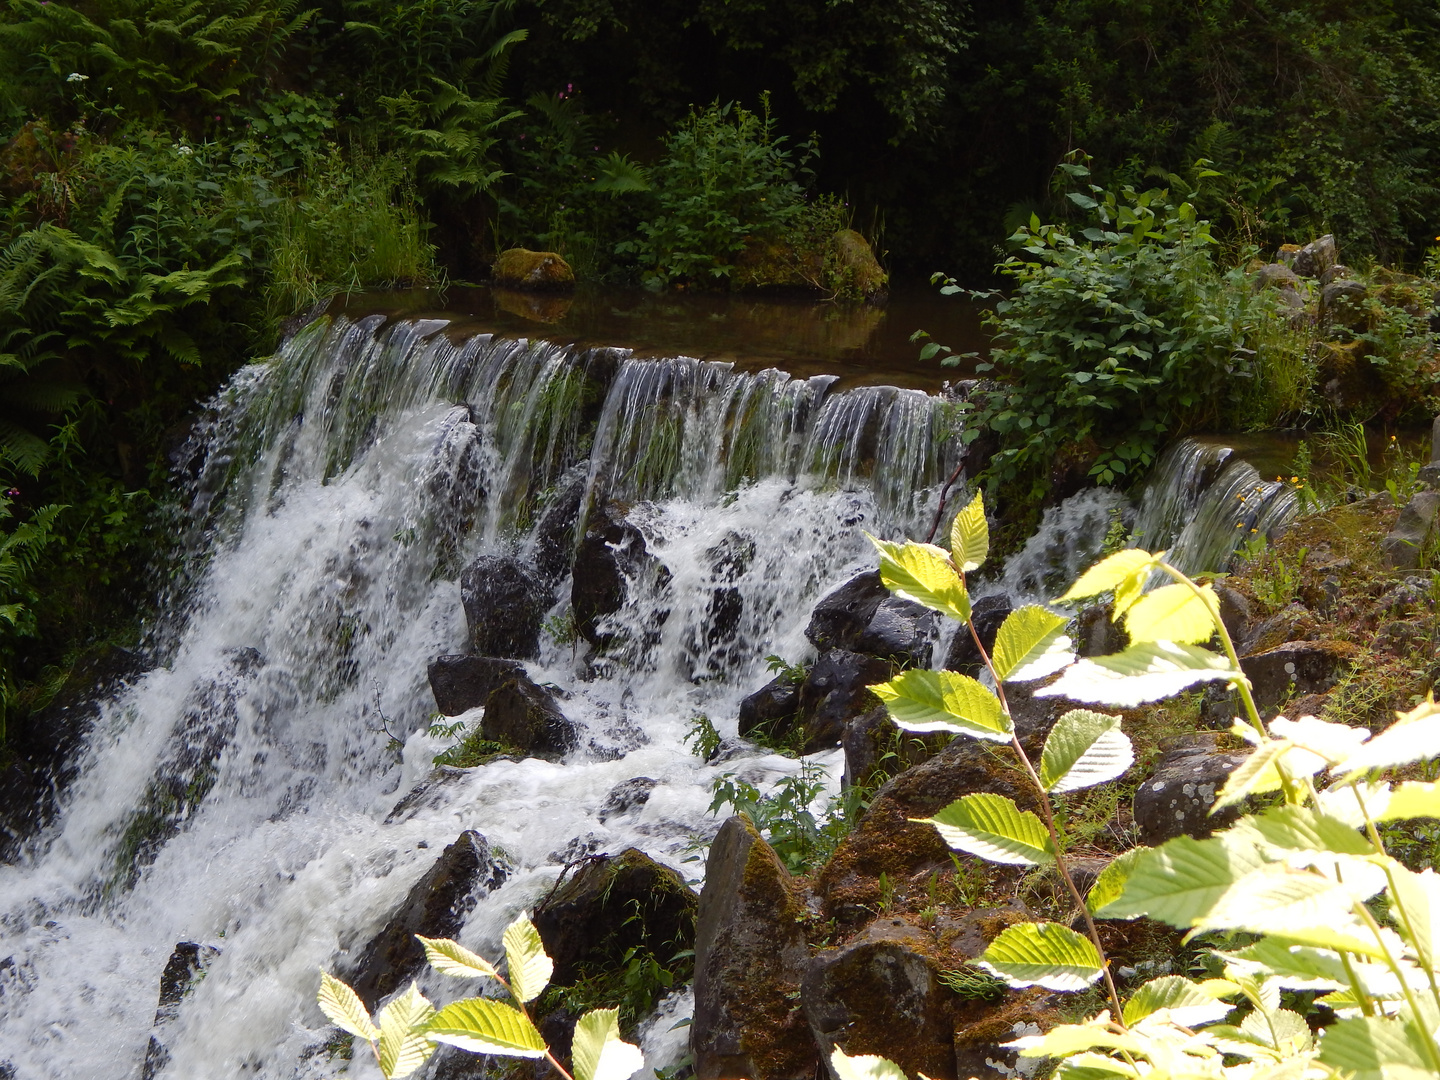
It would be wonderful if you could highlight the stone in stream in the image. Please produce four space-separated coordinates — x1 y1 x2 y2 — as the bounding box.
806 571 936 667
794 649 893 755
345 831 510 1010
480 676 578 759
141 941 223 1080
737 675 801 743
426 654 526 716
596 776 660 823
571 502 654 648
531 471 590 583
459 555 550 659
692 816 815 1080
491 248 576 290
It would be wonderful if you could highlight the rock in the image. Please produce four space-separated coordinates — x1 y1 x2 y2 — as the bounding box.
795 649 893 755
803 921 957 1080
842 703 948 789
1291 234 1338 279
943 593 1012 673
532 471 589 582
460 555 549 660
141 941 222 1080
1320 279 1370 331
807 571 937 666
491 248 576 291
427 655 526 716
385 766 474 824
1213 585 1251 648
1315 339 1382 413
737 675 802 743
533 847 697 986
596 777 659 823
1240 640 1357 712
1253 262 1302 292
347 831 509 1009
481 677 578 759
831 229 888 300
1383 491 1440 569
953 997 1061 1080
1075 602 1127 658
1133 735 1249 846
693 816 815 1080
571 502 651 647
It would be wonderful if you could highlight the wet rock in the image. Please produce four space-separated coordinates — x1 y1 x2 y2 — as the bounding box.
596 777 659 823
532 471 589 582
807 572 887 649
1383 491 1440 569
386 767 475 824
1133 735 1249 846
693 816 815 1080
737 675 801 743
572 503 652 648
1289 234 1338 279
460 555 549 659
533 847 697 986
807 571 936 666
1320 279 1370 331
803 921 957 1080
832 229 888 299
795 649 893 755
943 593 1012 673
427 655 526 716
842 703 948 789
142 941 222 1080
1214 585 1251 648
491 248 576 290
347 831 509 1009
1240 640 1356 712
1075 602 1127 658
481 677 578 759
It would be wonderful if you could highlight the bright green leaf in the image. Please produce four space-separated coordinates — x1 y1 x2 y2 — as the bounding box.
318 971 380 1043
918 793 1055 865
1340 709 1440 780
1196 864 1373 935
1317 1014 1436 1080
1055 548 1161 614
416 936 501 980
1122 582 1219 645
1121 975 1234 1027
867 535 970 623
1212 740 1289 811
992 606 1073 682
1387 865 1440 970
1007 1021 1143 1059
1248 805 1371 856
949 490 989 573
829 1046 909 1080
870 668 1011 742
979 921 1105 990
502 913 553 1004
376 983 436 1080
1039 709 1132 792
1098 833 1266 926
1378 782 1440 821
424 997 548 1057
1036 641 1239 707
572 1008 644 1080
1087 847 1147 917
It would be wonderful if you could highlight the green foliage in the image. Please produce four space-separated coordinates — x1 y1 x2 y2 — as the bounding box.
707 760 856 874
683 712 720 759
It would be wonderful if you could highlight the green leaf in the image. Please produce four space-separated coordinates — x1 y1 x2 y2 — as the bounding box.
1055 548 1161 614
949 490 989 573
1248 805 1371 856
1122 582 1219 646
1098 833 1266 925
1340 709 1440 780
1039 710 1133 792
1317 1014 1436 1080
867 535 970 623
416 936 501 980
1378 782 1440 821
918 793 1055 865
424 997 548 1057
991 606 1073 682
502 913 553 1003
1212 739 1288 811
978 921 1105 990
870 669 1011 742
318 971 380 1042
1006 1021 1144 1060
572 1008 644 1080
1087 847 1147 917
1121 975 1234 1027
1387 864 1440 970
829 1047 909 1080
376 983 436 1080
1195 864 1373 935
1035 641 1239 707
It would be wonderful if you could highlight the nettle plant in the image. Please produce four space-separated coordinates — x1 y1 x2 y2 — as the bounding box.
857 490 1440 1078
317 913 642 1080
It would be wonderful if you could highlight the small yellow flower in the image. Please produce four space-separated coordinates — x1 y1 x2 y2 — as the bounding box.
1236 522 1244 528
1291 475 1299 483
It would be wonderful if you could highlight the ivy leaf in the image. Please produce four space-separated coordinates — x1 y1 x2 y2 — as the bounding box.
949 489 989 572
502 913 553 1004
1054 548 1161 616
978 921 1105 990
867 535 970 623
829 1047 909 1080
318 971 380 1043
991 606 1073 683
1122 582 1219 645
1121 975 1234 1027
870 668 1012 742
416 936 501 980
1097 833 1266 926
572 1008 644 1080
1038 709 1133 792
1035 641 1239 707
917 793 1055 866
424 997 548 1057
376 983 437 1080
1086 847 1147 917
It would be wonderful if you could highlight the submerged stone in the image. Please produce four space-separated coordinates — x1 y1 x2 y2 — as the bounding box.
142 941 223 1080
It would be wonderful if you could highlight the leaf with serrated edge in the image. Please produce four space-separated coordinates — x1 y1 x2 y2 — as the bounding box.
830 1046 909 1080
1268 715 1370 768
377 983 436 1080
1212 741 1288 811
992 606 1073 683
949 490 988 573
1035 641 1239 707
867 535 970 623
502 913 552 1004
319 971 379 1042
1087 847 1147 917
918 793 1054 866
424 997 548 1057
1318 1014 1435 1078
1005 1020 1143 1059
1379 782 1440 822
870 669 1011 741
572 1009 643 1080
1340 710 1440 779
1249 805 1371 856
979 921 1104 990
1195 864 1373 935
1097 832 1266 925
416 936 500 980
1315 781 1392 829
1039 709 1132 792
1056 548 1161 610
1123 582 1220 645
1121 975 1234 1027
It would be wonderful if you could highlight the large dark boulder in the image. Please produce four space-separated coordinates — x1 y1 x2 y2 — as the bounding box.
427 655 526 716
460 555 549 660
346 831 510 1009
794 649 892 755
942 593 1012 674
481 677 578 759
1133 735 1249 846
806 571 936 666
142 942 223 1080
1240 640 1357 712
571 503 652 648
533 847 697 986
693 817 815 1080
737 675 802 743
596 777 660 823
841 703 949 789
532 471 589 582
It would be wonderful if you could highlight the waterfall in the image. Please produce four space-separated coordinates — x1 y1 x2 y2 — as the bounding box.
0 315 962 1080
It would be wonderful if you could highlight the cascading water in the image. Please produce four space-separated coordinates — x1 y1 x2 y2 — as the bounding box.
0 315 962 1080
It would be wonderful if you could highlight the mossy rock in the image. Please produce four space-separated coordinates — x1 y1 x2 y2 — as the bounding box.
491 248 576 291
830 229 886 300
